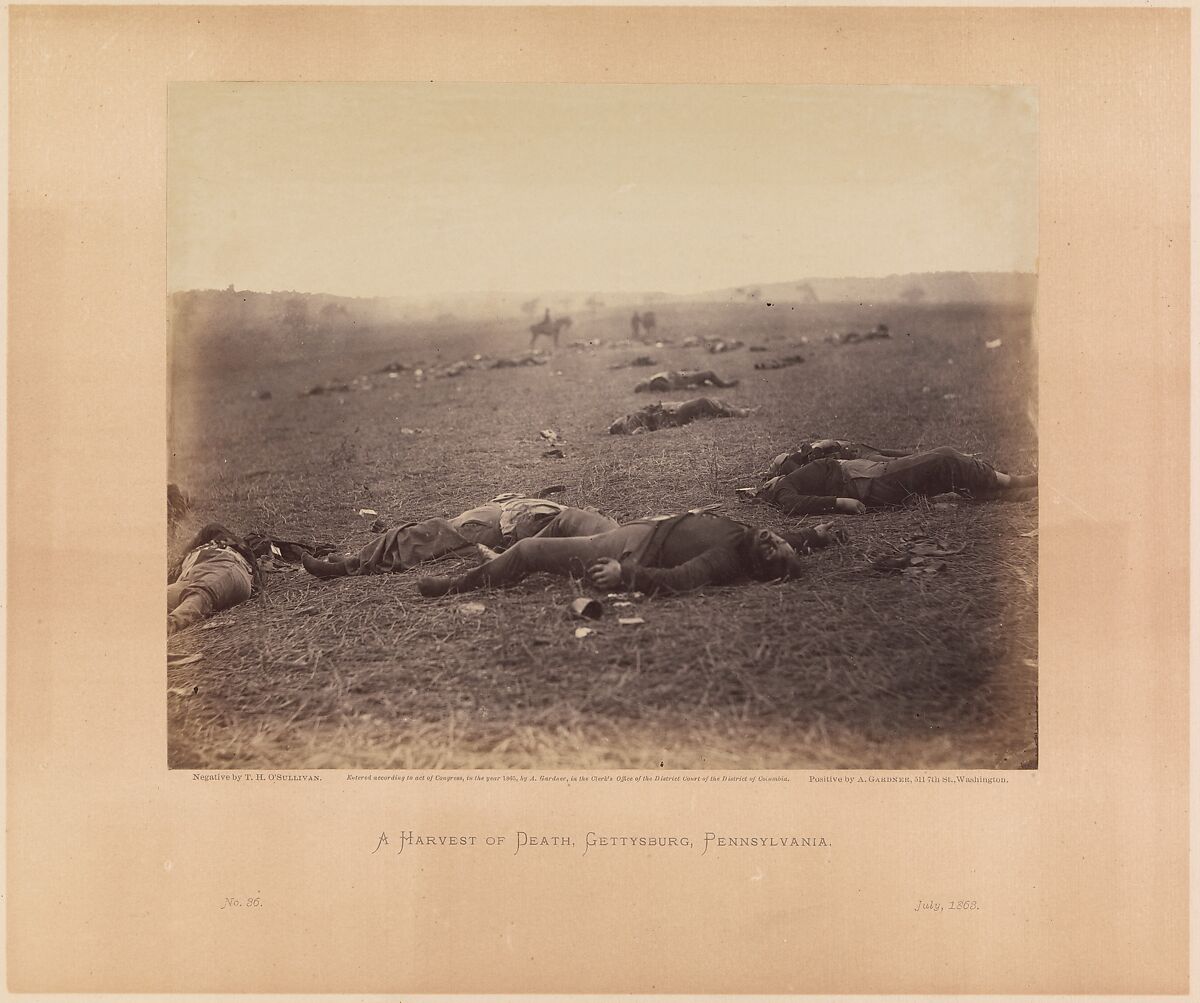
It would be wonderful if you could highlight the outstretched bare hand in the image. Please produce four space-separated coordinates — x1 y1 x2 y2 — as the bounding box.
588 558 623 590
814 522 850 546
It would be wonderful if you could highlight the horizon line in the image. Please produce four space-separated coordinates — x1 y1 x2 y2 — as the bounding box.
169 268 1038 301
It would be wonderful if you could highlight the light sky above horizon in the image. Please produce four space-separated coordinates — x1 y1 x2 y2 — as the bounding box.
168 83 1037 298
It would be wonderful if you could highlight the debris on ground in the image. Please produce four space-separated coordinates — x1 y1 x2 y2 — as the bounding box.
985 339 1003 349
873 535 965 576
923 491 965 509
251 550 296 574
905 534 966 556
609 355 658 370
573 627 597 639
873 554 947 576
617 616 646 626
435 361 474 379
1018 528 1039 539
458 602 487 616
302 381 352 396
168 684 199 697
487 353 548 369
356 508 378 517
705 338 744 353
753 355 805 371
245 533 339 564
830 324 890 345
540 429 566 457
569 598 603 620
251 389 272 400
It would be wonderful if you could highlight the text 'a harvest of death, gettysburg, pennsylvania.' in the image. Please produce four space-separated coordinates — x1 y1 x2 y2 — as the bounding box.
370 829 832 856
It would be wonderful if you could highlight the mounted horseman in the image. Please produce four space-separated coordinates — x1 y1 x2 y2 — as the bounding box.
529 311 573 350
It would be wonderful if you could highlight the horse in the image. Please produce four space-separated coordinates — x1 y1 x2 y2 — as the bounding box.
529 315 573 350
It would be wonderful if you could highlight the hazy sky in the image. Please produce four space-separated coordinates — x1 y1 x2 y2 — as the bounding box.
168 83 1037 298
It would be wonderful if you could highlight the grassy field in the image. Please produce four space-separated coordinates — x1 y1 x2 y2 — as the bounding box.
167 300 1037 770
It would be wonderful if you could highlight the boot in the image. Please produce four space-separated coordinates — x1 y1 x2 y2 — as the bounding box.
417 574 459 597
301 552 348 579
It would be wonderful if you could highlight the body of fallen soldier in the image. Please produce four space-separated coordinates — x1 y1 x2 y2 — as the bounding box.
759 446 1038 515
608 397 751 435
301 496 619 578
633 370 739 393
168 523 261 634
765 438 915 477
417 511 844 597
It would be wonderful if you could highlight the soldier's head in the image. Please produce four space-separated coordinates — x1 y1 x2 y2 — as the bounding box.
746 528 806 581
